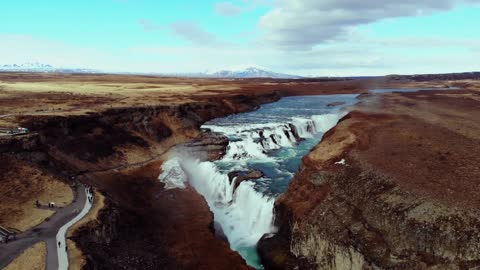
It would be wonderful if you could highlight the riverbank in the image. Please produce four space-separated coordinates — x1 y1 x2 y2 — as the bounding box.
1 72 479 269
258 88 480 269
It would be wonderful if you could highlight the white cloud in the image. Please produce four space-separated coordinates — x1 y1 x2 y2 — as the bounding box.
214 0 272 17
1 33 478 77
130 37 480 76
137 19 226 46
215 2 243 16
259 0 480 50
168 21 223 46
138 19 163 31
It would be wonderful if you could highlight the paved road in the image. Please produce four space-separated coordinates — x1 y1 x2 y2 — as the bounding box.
56 188 93 270
0 152 161 269
0 184 91 270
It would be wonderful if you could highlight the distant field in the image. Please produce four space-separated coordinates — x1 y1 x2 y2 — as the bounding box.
0 72 478 127
0 73 359 126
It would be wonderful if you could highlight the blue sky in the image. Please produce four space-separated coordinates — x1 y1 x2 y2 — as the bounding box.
1 0 479 76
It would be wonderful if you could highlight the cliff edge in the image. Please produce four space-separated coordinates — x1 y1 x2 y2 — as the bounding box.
259 89 480 269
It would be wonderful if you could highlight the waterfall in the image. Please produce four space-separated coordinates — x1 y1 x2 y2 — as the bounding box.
158 158 188 189
312 113 345 133
223 134 270 160
157 92 360 268
211 112 346 161
158 111 346 258
291 117 315 138
183 159 275 247
159 156 276 248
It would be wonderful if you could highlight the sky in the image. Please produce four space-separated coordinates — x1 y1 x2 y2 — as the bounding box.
1 0 480 76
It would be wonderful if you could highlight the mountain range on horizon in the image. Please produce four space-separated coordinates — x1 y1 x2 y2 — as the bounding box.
0 62 302 79
208 67 302 79
0 62 99 74
2 62 479 80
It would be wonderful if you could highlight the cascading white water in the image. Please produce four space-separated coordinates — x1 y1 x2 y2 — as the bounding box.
312 113 345 133
223 135 270 160
184 159 275 247
158 158 188 189
292 117 315 138
263 127 293 148
208 112 347 162
159 156 276 248
159 111 345 232
159 107 351 268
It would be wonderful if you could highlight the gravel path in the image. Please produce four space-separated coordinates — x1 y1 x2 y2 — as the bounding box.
56 188 93 270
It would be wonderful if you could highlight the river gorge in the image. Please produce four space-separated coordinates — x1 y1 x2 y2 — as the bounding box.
2 72 479 270
157 87 480 270
159 94 359 268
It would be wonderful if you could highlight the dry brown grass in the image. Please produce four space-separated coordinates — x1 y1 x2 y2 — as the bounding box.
4 242 46 270
0 72 374 126
307 125 356 166
67 239 85 270
0 81 219 95
0 75 247 122
0 158 74 231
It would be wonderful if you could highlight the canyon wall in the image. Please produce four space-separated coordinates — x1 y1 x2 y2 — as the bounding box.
259 91 480 269
2 92 280 269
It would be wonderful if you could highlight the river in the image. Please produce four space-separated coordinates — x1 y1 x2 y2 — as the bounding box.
160 94 359 268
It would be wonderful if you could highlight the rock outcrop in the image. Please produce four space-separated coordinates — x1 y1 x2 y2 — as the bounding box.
259 90 480 269
326 101 346 107
228 169 265 191
178 131 229 161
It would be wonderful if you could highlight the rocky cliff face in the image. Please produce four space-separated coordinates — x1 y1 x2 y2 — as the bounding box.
259 90 480 269
15 92 279 173
69 93 280 270
2 92 280 270
178 131 229 161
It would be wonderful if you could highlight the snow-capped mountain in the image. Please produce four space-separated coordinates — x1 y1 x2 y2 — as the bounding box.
0 62 55 72
134 67 302 79
0 62 99 73
0 63 301 78
210 67 302 79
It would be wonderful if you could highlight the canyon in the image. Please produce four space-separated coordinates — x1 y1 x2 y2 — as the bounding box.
0 72 479 269
259 89 480 269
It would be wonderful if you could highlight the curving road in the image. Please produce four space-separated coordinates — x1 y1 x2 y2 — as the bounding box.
0 184 93 270
56 188 93 270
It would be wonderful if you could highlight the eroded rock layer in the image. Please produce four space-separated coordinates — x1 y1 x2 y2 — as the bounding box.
1 92 280 269
259 90 480 270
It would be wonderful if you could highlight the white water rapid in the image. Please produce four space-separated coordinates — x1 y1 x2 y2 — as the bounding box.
203 113 344 161
158 111 346 251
